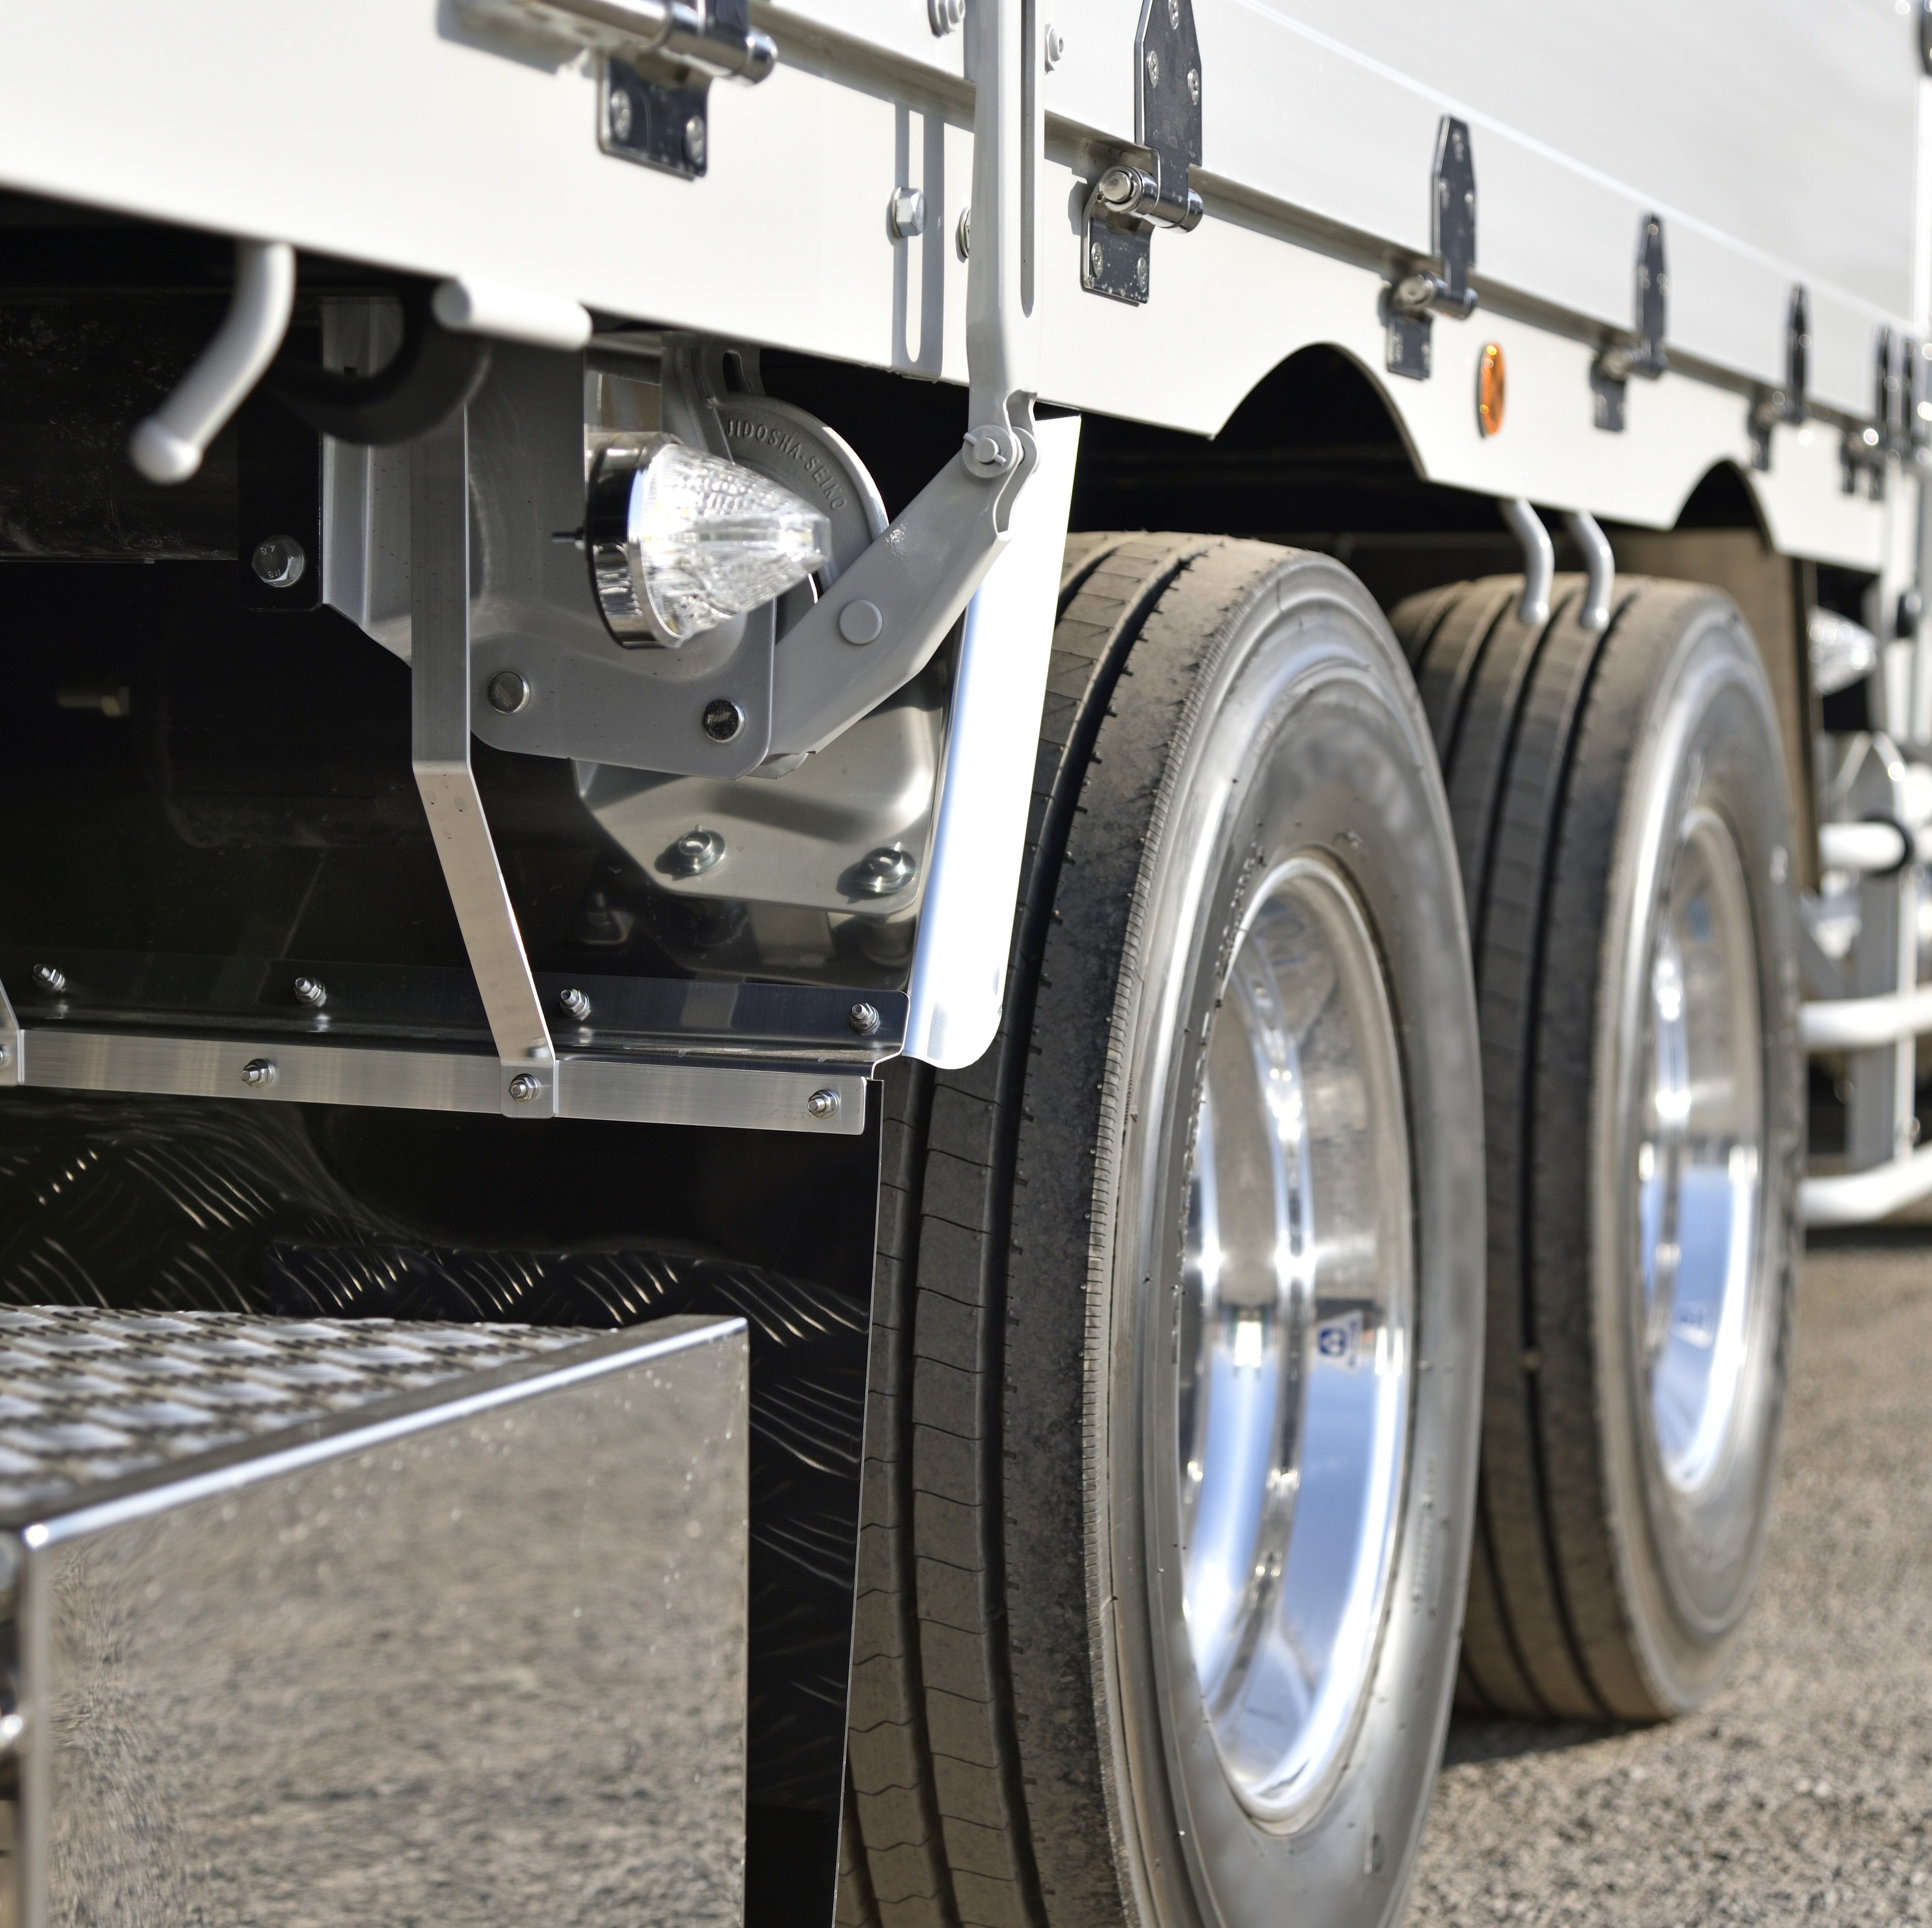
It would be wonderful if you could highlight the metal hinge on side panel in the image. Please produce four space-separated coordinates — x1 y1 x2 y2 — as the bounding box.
460 0 775 181
1592 214 1668 432
1385 117 1477 381
1843 327 1900 499
1749 284 1809 472
1081 0 1203 306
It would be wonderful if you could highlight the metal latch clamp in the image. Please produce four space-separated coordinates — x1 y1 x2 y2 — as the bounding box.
1082 0 1204 306
1386 117 1477 380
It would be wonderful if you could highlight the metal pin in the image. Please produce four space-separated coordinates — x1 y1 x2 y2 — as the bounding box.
807 1088 841 1119
293 976 327 1010
242 1058 276 1089
560 987 592 1021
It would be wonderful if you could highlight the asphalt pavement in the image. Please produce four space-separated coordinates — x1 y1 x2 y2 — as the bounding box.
1407 1230 1932 1926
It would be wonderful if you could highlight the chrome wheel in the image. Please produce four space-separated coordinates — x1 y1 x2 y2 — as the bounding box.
1178 852 1413 1829
1638 806 1765 1500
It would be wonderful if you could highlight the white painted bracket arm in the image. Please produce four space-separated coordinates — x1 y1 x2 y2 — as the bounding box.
129 239 295 483
410 410 560 1117
905 415 1081 1068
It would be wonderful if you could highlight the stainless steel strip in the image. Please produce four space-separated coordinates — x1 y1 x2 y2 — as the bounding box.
410 409 559 1115
16 1028 866 1135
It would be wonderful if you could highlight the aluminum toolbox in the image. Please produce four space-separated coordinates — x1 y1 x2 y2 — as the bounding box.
0 1306 746 1928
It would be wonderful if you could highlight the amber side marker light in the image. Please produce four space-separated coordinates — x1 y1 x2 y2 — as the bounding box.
1477 340 1506 437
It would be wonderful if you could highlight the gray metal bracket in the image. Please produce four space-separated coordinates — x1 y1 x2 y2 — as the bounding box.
0 977 18 1087
1749 284 1810 471
1386 117 1477 380
411 410 561 1118
1841 327 1899 499
1592 214 1668 432
1081 0 1204 306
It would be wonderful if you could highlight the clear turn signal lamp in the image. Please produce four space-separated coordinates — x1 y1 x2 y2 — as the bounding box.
587 434 830 643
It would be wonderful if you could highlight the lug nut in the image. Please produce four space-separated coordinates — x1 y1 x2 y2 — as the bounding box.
702 698 745 743
560 987 592 1021
293 976 327 1010
251 535 306 590
848 1001 881 1037
242 1058 276 1089
507 1072 542 1104
807 1087 841 1119
32 964 65 994
487 670 531 715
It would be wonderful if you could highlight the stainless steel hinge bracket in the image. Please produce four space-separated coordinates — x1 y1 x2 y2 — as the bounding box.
1386 117 1477 380
1592 213 1668 432
1748 284 1809 472
411 410 561 1118
1081 0 1204 306
460 0 776 182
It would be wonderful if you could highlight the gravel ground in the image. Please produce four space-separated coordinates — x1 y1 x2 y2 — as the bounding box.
1407 1231 1932 1926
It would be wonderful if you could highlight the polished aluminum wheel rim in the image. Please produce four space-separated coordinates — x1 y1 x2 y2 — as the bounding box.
1638 806 1764 1498
1178 854 1413 1827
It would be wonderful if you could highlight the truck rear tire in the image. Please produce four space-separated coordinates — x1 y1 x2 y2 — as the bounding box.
1390 574 1802 1722
843 538 1485 1928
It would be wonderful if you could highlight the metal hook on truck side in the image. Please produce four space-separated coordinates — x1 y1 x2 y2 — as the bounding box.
1501 498 1553 628
1566 509 1615 635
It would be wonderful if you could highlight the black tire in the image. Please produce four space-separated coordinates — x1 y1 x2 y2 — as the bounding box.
843 537 1485 1928
1389 574 1803 1722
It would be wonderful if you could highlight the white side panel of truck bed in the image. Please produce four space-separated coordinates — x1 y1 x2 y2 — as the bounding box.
1042 0 1921 413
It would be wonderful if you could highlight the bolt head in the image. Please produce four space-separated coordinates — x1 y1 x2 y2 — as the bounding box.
1044 23 1066 66
807 1087 841 1119
1145 47 1160 87
1187 65 1199 104
560 987 592 1021
888 186 927 240
838 599 885 645
32 964 65 993
702 698 744 742
251 535 306 590
683 113 707 169
487 670 531 715
242 1058 276 1089
848 1000 881 1037
293 975 327 1010
507 1072 542 1104
608 86 634 142
856 846 918 896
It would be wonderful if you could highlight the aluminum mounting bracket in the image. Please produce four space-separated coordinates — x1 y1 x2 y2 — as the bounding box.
411 409 561 1118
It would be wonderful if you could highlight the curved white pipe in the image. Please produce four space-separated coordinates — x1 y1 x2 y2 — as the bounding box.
129 238 295 484
1500 498 1552 628
1566 508 1614 635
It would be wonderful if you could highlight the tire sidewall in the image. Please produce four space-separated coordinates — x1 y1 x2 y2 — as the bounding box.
1088 561 1485 1928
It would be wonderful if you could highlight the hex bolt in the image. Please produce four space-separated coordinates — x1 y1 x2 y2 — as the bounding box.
670 826 727 875
856 846 918 896
1044 23 1066 66
683 113 707 170
507 1072 542 1104
560 987 592 1021
32 964 65 994
293 975 327 1010
888 187 927 241
608 87 634 142
242 1058 277 1089
702 698 745 742
251 535 306 590
848 1001 881 1037
488 670 531 715
807 1087 841 1120
838 599 884 646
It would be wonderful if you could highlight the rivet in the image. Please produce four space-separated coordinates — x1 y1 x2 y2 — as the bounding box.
670 827 726 876
856 846 918 896
683 113 707 169
807 1087 841 1119
608 87 634 142
1187 66 1199 104
242 1058 276 1089
1145 48 1160 87
838 600 885 645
